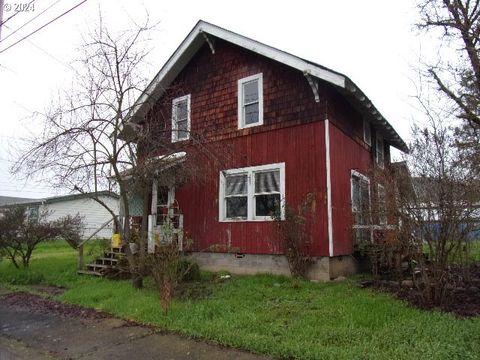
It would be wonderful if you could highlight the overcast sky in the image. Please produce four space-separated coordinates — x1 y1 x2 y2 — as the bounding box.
0 0 424 198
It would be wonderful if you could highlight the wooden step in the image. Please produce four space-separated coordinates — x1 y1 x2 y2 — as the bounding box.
78 246 128 278
96 257 119 265
104 250 125 259
86 263 112 271
77 270 103 276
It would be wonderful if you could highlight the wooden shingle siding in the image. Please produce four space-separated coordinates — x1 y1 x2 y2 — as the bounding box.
142 38 378 257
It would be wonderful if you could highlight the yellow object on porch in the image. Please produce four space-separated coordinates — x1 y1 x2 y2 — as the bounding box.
111 233 122 248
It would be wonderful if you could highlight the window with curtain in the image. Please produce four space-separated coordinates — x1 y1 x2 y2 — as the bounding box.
220 163 285 221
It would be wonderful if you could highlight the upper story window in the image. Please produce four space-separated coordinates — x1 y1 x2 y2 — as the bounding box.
171 94 191 142
363 119 371 146
376 133 384 168
238 73 263 129
219 163 285 221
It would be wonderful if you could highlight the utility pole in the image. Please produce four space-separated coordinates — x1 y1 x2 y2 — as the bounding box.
0 0 4 40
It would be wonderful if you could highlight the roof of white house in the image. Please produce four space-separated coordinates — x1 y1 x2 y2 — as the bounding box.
0 196 38 206
0 191 119 208
128 20 408 152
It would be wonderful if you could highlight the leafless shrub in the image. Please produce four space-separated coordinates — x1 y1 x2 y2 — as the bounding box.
0 206 84 268
274 193 316 278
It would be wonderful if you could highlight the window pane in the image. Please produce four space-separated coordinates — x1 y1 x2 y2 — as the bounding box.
364 120 371 145
174 100 188 120
376 137 384 166
245 103 259 124
255 170 280 193
352 175 370 225
157 186 169 207
354 228 371 243
255 194 280 217
352 177 360 211
177 119 188 139
243 80 259 104
226 174 247 196
226 197 247 218
378 185 387 224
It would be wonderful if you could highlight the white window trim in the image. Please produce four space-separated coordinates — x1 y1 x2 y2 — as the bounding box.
151 180 175 215
376 133 384 169
219 162 285 222
363 119 371 146
171 94 191 143
351 170 372 242
238 73 264 129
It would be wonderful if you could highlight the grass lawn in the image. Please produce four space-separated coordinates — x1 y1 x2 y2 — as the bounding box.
1 241 479 360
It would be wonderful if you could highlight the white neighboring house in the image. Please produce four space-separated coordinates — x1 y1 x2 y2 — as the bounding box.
0 192 119 239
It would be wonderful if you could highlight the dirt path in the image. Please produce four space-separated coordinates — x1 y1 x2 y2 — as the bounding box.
0 292 272 360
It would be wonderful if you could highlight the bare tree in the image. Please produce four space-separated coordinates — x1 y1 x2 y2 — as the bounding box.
418 0 480 125
417 0 480 176
13 16 230 288
362 115 480 305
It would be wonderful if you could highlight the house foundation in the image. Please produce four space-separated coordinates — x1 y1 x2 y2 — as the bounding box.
188 252 358 281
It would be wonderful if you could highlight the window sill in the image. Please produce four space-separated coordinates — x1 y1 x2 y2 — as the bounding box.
219 217 279 223
171 137 190 143
238 121 263 130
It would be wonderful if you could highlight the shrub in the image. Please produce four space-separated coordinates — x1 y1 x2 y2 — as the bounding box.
179 259 201 282
274 193 316 278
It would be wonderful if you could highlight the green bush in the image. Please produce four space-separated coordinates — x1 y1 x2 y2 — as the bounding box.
178 259 201 282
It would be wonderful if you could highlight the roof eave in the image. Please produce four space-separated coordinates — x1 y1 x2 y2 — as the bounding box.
343 79 408 153
127 20 408 153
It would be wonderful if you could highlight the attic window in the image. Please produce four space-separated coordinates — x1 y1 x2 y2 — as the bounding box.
172 95 191 142
363 119 371 146
238 73 263 129
376 133 384 168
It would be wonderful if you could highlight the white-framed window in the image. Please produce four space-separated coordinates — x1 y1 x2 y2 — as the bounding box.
377 184 387 225
351 170 371 243
219 162 285 221
238 73 263 129
171 94 191 142
376 133 384 168
151 180 175 226
363 119 371 146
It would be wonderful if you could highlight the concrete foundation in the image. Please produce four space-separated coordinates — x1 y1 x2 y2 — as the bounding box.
189 252 358 281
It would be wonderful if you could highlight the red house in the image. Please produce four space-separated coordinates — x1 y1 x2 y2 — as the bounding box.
126 21 407 280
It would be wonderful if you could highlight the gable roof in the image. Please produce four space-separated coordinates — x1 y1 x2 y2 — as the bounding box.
0 191 119 208
0 196 38 206
128 20 408 152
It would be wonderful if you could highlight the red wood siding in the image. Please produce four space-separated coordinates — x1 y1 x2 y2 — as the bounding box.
142 37 389 257
329 122 371 256
175 121 328 256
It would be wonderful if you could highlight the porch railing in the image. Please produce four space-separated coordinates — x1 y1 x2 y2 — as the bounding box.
148 213 184 253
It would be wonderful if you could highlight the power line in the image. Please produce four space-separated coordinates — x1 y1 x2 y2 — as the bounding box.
0 0 87 55
0 0 61 43
2 23 77 73
0 0 36 27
